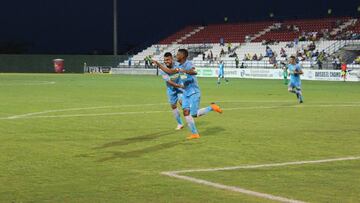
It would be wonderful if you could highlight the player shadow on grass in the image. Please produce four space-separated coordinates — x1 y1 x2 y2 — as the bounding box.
93 130 175 150
200 126 226 136
96 126 225 162
97 140 185 162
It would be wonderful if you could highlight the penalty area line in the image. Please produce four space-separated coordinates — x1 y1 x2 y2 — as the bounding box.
161 156 360 203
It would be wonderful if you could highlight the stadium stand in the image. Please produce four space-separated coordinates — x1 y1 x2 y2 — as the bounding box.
120 17 360 69
180 21 274 44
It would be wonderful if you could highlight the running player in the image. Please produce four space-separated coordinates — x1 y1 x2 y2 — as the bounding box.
341 62 347 82
217 60 229 85
287 56 304 103
156 49 223 140
153 52 184 130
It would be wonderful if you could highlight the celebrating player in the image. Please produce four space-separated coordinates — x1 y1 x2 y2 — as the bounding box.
287 56 304 103
217 60 229 85
153 52 184 130
156 49 223 140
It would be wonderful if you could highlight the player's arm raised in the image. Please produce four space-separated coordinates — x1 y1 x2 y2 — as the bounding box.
179 67 197 75
152 60 178 74
167 80 184 89
161 72 184 88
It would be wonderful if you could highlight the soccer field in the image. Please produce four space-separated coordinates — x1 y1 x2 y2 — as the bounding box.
0 73 359 203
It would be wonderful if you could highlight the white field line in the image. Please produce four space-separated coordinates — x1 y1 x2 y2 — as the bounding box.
162 173 305 203
1 100 295 120
0 81 56 86
6 103 170 119
3 100 360 120
161 156 360 203
4 100 292 120
1 103 360 120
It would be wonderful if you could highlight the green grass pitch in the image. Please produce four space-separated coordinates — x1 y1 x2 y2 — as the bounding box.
0 73 359 203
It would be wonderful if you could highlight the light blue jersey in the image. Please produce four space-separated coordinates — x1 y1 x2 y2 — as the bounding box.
175 60 200 97
159 66 183 105
218 63 224 77
288 63 302 88
175 60 201 116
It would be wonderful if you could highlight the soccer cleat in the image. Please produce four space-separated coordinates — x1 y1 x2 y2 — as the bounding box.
187 134 200 140
210 103 223 113
175 124 184 130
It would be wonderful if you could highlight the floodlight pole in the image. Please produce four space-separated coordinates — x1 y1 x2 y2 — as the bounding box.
113 0 118 56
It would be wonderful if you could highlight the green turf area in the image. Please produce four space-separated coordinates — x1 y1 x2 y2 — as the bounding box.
188 160 360 203
0 73 359 203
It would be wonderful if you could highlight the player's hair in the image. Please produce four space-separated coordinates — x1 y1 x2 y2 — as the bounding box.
178 49 189 58
164 52 172 58
290 55 296 60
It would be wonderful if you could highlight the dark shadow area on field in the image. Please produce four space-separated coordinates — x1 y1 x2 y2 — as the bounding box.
201 126 226 136
97 140 185 162
93 130 174 150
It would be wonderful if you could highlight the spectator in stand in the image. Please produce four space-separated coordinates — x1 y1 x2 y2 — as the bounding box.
229 52 237 57
128 56 132 67
313 50 319 58
244 54 248 61
336 57 341 69
220 49 225 57
297 51 305 61
299 32 306 41
214 55 218 63
317 58 323 70
306 50 312 60
156 45 160 55
335 19 342 26
144 55 152 69
294 25 299 32
294 38 299 46
235 56 239 68
144 56 148 68
247 53 252 61
354 56 360 64
280 48 287 57
220 38 225 46
202 52 206 61
270 55 277 66
286 42 294 48
240 62 245 69
308 42 316 51
332 57 340 69
210 52 215 64
265 46 273 57
258 54 264 61
252 54 258 61
227 43 232 53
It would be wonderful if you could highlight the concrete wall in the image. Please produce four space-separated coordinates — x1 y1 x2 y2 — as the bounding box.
0 55 127 73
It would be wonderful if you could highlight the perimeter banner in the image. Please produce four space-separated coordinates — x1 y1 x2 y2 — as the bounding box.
196 68 360 82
